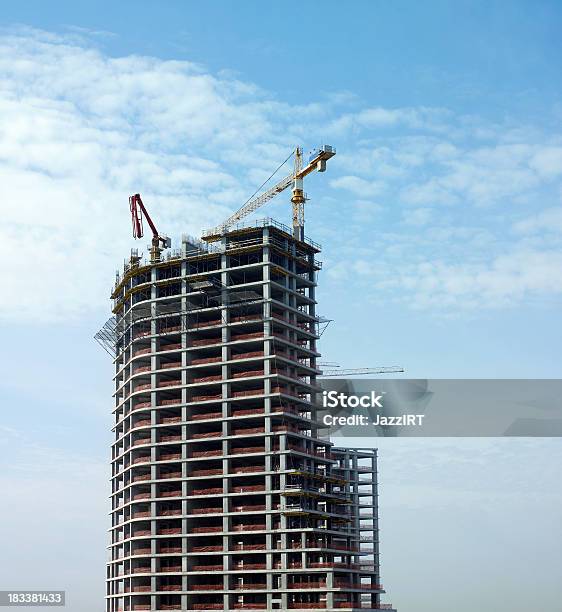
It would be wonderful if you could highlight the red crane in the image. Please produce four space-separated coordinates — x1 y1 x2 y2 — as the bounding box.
129 193 171 262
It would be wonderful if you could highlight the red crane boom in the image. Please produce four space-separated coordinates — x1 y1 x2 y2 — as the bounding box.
129 193 170 262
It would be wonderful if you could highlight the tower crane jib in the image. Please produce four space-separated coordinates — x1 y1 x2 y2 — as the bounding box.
202 145 336 242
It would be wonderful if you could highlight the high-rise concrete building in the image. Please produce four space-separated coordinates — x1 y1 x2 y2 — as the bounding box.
104 219 395 612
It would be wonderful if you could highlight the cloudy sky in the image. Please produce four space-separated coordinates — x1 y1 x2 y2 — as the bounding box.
1 2 561 611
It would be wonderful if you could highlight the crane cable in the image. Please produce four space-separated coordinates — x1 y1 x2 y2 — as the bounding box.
240 149 295 210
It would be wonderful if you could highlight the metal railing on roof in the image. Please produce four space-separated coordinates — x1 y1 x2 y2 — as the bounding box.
204 217 321 250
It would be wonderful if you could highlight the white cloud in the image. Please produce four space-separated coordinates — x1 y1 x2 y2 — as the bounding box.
335 144 425 178
382 248 562 310
328 105 452 136
0 28 308 322
1 27 562 321
330 175 383 197
530 146 562 178
513 207 562 235
403 207 433 226
400 144 544 206
401 179 460 206
398 143 562 208
350 199 384 223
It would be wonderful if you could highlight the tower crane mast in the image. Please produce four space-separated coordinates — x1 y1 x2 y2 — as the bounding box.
202 145 336 242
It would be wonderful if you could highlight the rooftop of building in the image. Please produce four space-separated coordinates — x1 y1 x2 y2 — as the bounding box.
111 217 321 301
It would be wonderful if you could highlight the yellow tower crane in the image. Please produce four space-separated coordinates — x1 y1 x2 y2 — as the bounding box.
201 145 336 242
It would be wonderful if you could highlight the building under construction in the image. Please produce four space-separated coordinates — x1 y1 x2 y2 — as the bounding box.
101 146 396 612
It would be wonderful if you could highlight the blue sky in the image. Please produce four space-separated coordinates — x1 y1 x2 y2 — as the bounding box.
1 3 562 611
1 2 562 376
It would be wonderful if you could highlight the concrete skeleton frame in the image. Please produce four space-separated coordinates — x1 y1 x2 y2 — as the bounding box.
106 219 394 612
